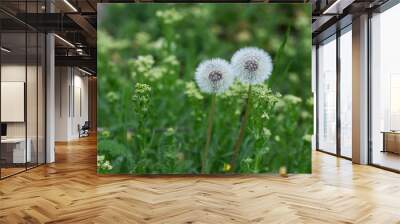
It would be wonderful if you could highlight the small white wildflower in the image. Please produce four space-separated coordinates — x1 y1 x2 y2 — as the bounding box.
97 155 105 161
151 38 166 50
283 95 302 104
102 160 113 170
185 82 204 100
134 55 154 73
195 58 234 94
156 9 184 24
163 55 179 67
165 127 176 136
261 112 269 119
231 47 273 84
106 91 119 102
134 32 151 45
262 128 271 138
303 134 312 142
145 67 166 81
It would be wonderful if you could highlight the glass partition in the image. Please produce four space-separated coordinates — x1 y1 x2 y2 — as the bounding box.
27 30 38 169
339 27 352 158
38 32 45 165
317 36 337 154
371 3 400 171
0 2 46 179
1 30 27 177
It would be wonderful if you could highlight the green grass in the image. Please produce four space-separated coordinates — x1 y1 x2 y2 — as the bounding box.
97 3 312 174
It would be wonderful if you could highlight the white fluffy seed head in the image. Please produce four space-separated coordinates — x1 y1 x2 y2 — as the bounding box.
195 58 235 94
231 47 273 84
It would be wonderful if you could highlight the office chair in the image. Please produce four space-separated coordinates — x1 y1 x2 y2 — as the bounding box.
79 121 90 138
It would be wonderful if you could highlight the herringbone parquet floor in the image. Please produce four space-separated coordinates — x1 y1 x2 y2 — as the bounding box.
1 135 400 224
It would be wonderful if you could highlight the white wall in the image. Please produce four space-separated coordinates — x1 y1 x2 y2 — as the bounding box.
1 65 38 137
72 73 89 138
55 66 69 141
1 66 26 139
1 63 46 164
55 67 89 141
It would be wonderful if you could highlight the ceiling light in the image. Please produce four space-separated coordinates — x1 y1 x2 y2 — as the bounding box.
1 47 11 53
322 0 354 15
76 48 85 55
78 67 93 76
63 0 78 12
54 34 75 48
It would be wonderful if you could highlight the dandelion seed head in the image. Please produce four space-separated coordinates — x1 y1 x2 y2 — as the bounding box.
244 60 258 72
231 47 273 84
208 71 223 82
195 58 234 94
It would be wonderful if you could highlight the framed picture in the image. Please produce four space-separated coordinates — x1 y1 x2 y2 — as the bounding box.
97 3 312 174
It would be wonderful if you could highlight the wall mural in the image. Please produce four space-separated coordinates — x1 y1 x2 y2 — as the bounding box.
97 3 312 174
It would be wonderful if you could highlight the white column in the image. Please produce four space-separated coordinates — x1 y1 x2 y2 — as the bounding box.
352 14 369 164
46 32 55 163
45 0 55 164
55 67 74 141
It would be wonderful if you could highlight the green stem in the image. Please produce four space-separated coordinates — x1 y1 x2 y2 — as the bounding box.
202 94 216 174
231 85 252 171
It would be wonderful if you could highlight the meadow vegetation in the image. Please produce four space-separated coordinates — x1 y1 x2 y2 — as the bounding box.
97 4 312 174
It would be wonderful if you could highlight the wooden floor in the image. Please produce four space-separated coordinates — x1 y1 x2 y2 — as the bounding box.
1 135 400 224
373 150 400 171
1 163 44 178
1 167 26 178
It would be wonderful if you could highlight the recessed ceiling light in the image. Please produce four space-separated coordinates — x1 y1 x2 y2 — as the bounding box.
78 67 93 76
63 0 78 12
54 34 75 48
1 47 11 53
322 0 353 15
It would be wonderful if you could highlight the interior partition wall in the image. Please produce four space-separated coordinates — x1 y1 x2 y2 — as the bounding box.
370 2 400 172
316 24 352 159
0 1 46 179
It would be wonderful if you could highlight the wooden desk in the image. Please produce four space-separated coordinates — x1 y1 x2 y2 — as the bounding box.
382 131 400 154
1 138 31 163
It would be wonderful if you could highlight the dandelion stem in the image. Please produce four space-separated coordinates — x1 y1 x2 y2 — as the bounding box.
231 85 252 171
202 94 216 174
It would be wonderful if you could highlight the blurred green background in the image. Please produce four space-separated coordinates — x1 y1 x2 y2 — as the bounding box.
97 3 312 174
